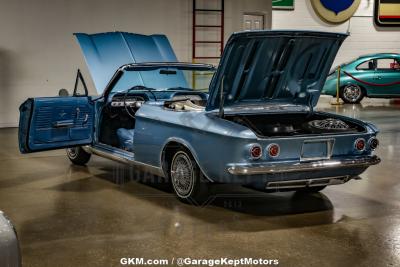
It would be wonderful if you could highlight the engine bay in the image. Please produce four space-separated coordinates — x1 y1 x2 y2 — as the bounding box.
225 113 366 137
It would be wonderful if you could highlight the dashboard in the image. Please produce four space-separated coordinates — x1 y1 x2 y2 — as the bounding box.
110 95 146 108
109 91 207 109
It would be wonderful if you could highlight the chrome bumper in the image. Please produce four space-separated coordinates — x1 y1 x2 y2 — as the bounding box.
227 155 381 176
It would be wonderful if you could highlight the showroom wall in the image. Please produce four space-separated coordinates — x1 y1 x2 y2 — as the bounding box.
0 0 271 127
272 1 400 67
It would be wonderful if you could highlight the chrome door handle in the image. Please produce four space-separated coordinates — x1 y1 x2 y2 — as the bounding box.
82 114 89 125
53 120 74 128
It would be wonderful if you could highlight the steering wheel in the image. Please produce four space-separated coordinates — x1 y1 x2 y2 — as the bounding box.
123 85 157 119
123 86 147 119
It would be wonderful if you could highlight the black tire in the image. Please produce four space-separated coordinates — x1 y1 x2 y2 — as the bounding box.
297 186 327 193
169 148 210 205
340 84 364 104
66 147 91 166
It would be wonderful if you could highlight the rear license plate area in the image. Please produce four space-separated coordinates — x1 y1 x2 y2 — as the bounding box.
301 139 334 161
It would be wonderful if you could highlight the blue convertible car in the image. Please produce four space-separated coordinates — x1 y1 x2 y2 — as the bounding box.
19 31 380 204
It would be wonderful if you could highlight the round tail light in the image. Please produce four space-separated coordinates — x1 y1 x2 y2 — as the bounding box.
250 145 262 159
368 137 379 150
267 144 280 157
355 138 366 151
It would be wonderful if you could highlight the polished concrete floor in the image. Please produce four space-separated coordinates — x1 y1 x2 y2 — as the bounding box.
0 98 400 267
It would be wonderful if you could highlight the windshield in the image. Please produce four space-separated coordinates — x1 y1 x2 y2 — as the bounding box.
111 66 216 93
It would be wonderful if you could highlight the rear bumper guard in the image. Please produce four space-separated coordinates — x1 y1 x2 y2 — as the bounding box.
227 155 381 176
265 175 355 190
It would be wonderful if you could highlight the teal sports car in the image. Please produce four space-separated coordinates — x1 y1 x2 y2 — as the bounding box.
322 53 400 103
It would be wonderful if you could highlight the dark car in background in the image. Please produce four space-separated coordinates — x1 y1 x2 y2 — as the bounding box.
322 53 400 103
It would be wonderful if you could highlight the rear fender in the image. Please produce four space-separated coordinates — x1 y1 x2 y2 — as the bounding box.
161 137 215 182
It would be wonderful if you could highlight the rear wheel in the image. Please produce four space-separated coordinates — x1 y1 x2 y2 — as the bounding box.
297 186 327 193
340 84 364 104
66 147 91 166
169 149 210 205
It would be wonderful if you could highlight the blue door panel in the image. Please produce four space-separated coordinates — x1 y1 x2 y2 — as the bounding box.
18 97 94 153
69 104 94 140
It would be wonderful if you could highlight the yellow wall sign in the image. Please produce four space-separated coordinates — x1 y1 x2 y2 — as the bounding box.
311 0 361 24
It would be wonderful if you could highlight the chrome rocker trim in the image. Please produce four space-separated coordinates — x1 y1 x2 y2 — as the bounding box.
83 145 164 177
227 155 381 176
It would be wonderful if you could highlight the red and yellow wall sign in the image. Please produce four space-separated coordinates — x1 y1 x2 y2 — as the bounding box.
375 0 400 27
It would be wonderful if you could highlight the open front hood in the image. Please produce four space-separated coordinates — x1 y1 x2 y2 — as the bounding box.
75 32 178 94
206 31 347 112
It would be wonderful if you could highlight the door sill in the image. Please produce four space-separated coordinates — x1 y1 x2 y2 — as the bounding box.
83 144 164 177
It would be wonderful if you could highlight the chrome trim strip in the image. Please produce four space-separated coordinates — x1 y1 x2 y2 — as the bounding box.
266 175 352 189
84 145 164 177
227 155 381 175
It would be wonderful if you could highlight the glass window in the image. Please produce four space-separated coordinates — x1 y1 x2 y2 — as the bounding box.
111 67 215 93
376 58 400 70
356 60 375 70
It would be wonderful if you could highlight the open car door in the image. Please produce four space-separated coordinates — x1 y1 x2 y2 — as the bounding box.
18 96 94 153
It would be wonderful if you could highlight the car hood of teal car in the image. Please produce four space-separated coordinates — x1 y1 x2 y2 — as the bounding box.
75 32 179 94
206 30 348 113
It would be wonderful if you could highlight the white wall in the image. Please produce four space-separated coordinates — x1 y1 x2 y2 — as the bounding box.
0 0 271 127
272 1 400 67
196 0 272 61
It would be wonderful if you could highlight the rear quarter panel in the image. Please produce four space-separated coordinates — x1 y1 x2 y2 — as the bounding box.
133 104 256 181
133 105 379 183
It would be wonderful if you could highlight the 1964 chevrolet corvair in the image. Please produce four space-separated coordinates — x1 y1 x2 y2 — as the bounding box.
19 31 380 204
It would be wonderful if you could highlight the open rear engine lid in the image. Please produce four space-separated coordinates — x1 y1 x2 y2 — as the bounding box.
206 30 347 113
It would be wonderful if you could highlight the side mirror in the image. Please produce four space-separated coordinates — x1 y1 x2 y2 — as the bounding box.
58 88 70 97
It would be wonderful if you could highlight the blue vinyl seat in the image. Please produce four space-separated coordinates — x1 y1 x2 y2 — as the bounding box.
116 128 135 151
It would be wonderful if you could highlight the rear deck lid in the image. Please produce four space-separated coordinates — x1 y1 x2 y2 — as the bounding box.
75 32 178 94
206 30 347 112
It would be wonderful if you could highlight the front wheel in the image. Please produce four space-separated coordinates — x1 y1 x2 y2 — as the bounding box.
67 147 91 166
170 149 210 205
340 84 364 104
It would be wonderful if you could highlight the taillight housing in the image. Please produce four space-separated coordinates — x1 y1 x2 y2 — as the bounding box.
250 144 262 160
368 137 379 150
267 143 280 158
354 138 366 151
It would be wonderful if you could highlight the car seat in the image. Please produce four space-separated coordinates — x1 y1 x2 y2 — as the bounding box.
368 61 375 70
116 128 135 151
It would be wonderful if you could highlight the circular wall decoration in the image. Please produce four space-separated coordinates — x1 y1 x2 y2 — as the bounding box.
311 0 361 24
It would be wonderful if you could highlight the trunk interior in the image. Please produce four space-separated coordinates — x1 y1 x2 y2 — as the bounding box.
224 112 366 138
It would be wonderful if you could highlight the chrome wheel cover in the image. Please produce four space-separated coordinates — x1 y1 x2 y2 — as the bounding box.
67 147 78 159
171 152 195 197
343 84 361 102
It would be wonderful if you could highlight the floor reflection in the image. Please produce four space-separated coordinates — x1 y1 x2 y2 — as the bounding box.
1 100 400 266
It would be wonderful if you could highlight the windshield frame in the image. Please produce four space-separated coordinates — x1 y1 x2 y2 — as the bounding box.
103 62 216 99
